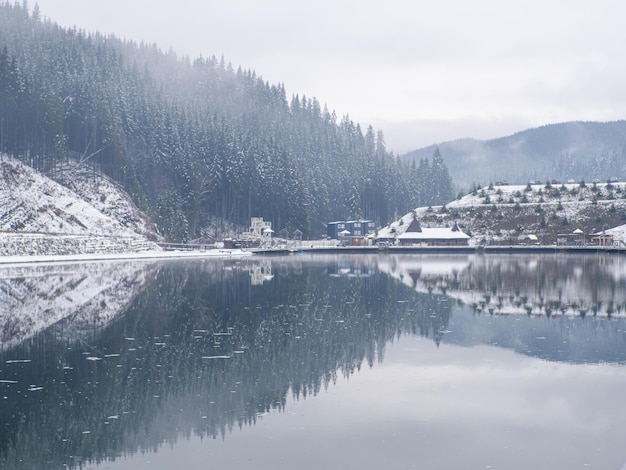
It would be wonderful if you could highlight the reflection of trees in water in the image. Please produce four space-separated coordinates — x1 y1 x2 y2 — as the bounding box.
0 256 451 469
381 254 626 318
461 255 626 317
378 253 626 364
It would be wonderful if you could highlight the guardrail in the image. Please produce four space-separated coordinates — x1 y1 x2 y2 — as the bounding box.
157 243 217 251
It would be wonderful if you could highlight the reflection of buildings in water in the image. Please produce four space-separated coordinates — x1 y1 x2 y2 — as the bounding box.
242 254 381 284
242 256 306 282
327 255 376 277
377 254 470 292
378 254 626 318
249 259 273 285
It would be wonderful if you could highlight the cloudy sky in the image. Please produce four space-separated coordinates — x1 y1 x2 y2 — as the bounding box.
32 0 626 153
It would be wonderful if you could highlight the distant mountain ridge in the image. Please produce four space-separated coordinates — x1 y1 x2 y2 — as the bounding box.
402 121 626 188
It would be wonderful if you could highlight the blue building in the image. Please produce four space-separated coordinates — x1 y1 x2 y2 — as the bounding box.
327 220 376 239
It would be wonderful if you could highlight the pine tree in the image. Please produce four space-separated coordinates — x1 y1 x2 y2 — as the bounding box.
430 146 454 204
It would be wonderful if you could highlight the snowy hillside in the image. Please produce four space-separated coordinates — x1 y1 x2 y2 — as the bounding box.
55 161 160 241
0 157 162 255
378 180 626 245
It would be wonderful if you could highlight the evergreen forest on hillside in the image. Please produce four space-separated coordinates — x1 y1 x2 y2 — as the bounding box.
0 2 454 241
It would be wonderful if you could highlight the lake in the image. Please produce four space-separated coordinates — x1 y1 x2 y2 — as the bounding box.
1 253 626 469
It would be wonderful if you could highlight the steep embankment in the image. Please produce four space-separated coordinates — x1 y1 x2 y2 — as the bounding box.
0 157 162 255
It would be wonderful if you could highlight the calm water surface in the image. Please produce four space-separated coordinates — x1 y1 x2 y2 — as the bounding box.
1 253 626 469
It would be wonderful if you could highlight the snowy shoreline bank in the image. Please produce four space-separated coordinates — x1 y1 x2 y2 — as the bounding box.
0 248 252 266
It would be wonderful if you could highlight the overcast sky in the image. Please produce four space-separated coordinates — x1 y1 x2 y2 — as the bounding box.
31 0 626 153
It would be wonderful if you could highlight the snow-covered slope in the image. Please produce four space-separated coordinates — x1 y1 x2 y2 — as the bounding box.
55 161 160 241
378 181 626 245
0 157 162 255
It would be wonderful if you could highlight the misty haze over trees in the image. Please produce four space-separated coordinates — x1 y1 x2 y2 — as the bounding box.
404 121 626 189
0 2 454 241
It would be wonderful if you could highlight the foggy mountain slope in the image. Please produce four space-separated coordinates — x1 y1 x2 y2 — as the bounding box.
0 3 454 239
403 121 626 188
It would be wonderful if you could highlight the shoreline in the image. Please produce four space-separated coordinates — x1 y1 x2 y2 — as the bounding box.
0 248 252 266
1 244 623 267
252 244 626 255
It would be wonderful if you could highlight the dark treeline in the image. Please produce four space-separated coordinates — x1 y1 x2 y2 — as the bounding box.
0 2 453 240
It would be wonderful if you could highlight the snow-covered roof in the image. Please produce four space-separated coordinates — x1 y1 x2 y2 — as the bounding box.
597 223 626 241
397 227 470 240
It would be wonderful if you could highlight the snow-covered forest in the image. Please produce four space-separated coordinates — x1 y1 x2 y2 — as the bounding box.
0 2 454 241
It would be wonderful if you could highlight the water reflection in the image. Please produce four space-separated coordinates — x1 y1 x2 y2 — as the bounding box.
0 260 158 349
379 253 626 363
380 253 626 317
0 254 625 469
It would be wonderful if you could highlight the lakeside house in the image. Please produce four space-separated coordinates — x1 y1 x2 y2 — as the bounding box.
557 226 626 247
379 216 470 246
327 220 376 239
556 228 586 246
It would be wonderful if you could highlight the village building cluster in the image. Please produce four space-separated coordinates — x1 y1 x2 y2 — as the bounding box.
327 216 470 247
